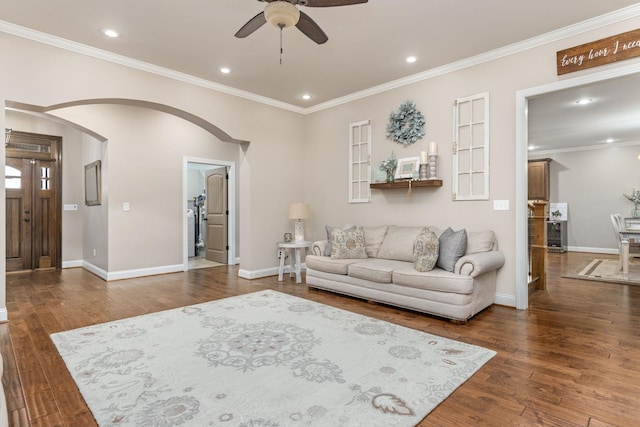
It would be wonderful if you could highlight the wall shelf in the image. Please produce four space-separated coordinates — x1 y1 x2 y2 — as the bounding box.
370 179 442 190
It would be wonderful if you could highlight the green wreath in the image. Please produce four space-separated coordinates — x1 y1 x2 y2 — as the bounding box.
386 100 425 146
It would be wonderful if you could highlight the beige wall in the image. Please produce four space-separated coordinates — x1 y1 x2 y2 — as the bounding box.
2 13 640 319
1 33 306 319
304 14 640 306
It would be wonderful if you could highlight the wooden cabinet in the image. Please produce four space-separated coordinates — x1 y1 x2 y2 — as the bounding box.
528 159 550 201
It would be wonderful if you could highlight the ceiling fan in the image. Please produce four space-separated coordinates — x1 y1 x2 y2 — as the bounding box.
235 0 369 45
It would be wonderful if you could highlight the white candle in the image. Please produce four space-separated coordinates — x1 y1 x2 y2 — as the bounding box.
420 151 428 163
428 142 438 155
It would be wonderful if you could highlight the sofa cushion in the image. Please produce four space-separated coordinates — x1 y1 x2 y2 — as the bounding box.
324 224 356 256
348 259 409 284
436 227 467 272
465 230 496 254
392 266 474 294
414 227 439 272
331 226 368 259
376 226 424 262
305 255 357 275
363 225 388 258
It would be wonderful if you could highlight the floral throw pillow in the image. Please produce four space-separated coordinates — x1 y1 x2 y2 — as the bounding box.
414 227 439 272
324 224 356 256
330 226 368 259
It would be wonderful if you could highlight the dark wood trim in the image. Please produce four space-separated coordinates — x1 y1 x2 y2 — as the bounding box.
370 179 442 189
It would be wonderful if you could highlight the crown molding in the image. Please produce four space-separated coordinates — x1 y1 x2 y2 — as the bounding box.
0 20 307 115
305 4 640 113
2 3 640 116
530 139 640 156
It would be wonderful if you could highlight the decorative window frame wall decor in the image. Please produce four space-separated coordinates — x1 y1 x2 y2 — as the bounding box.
348 120 372 203
452 92 490 201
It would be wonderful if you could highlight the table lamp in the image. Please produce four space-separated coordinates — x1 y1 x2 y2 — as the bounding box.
289 202 311 242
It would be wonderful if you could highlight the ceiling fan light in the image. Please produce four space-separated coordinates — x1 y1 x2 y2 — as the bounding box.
265 1 300 28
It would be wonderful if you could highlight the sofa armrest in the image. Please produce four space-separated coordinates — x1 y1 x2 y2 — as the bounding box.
455 250 505 277
311 240 328 256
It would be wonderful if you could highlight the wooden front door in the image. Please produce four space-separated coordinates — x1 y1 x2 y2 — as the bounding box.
205 167 228 263
5 131 61 272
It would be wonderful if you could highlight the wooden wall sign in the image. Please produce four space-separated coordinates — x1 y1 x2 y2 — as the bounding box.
557 28 640 75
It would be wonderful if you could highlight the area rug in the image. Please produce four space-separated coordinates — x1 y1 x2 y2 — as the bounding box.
50 290 495 427
562 258 640 286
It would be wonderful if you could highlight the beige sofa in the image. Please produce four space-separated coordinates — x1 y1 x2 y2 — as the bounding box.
305 225 505 323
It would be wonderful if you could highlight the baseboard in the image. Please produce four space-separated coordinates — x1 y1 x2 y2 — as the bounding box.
238 268 277 279
77 261 185 281
238 264 305 280
494 293 516 307
62 260 83 268
82 261 108 280
106 264 185 281
568 246 617 254
0 307 7 322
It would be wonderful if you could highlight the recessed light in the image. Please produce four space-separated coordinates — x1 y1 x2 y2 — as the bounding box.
575 98 593 105
405 56 417 63
102 28 119 38
220 67 231 74
606 138 614 143
302 94 311 100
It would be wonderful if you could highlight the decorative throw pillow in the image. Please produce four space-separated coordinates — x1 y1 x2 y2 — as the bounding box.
414 228 439 272
436 227 468 272
324 225 356 256
330 226 368 259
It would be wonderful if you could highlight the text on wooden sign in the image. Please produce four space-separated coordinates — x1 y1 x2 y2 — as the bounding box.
557 28 640 75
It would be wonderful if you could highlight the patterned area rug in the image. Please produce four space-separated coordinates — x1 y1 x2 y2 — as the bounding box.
51 290 495 427
562 258 640 286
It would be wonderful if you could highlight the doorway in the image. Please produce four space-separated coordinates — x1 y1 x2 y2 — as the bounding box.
184 158 236 270
5 130 62 272
515 62 640 309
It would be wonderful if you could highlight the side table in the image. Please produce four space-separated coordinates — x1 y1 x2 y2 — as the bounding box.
278 241 311 284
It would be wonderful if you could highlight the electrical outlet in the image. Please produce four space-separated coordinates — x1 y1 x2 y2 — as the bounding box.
277 249 285 259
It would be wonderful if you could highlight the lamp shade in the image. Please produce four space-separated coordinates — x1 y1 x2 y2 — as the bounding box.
289 203 310 219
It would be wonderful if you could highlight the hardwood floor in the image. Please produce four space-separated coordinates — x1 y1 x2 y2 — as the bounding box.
2 251 639 426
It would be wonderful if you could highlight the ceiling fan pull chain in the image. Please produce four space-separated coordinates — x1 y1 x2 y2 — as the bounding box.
279 24 284 65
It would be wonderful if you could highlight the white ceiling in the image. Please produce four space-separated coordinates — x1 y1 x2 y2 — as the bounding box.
528 72 640 152
1 0 640 151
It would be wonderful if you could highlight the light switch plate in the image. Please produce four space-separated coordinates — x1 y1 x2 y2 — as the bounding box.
493 200 509 210
123 202 130 211
63 204 78 211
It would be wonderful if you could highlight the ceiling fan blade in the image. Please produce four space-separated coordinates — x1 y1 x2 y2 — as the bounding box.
303 0 368 7
295 11 328 44
234 12 267 38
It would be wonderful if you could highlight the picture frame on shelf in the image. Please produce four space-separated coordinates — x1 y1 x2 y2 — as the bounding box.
394 157 419 180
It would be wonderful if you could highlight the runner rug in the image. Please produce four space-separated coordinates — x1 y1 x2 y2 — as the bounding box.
50 290 495 426
562 258 640 286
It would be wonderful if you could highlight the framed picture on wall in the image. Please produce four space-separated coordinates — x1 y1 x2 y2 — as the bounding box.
394 157 419 180
84 160 102 206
